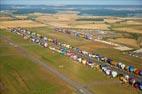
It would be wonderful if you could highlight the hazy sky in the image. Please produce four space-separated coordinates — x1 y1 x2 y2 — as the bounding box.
1 0 142 5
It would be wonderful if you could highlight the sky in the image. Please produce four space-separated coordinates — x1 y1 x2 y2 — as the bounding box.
0 0 142 5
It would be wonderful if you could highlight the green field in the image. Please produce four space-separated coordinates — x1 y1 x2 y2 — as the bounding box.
0 29 141 94
0 33 74 94
76 18 104 21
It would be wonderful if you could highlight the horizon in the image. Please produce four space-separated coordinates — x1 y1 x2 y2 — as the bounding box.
1 4 142 6
1 0 142 5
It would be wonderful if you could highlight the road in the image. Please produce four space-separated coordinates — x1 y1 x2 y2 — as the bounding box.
1 36 94 94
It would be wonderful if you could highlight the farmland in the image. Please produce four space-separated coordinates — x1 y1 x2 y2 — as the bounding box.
71 23 109 30
0 20 47 29
0 14 142 94
35 12 142 33
36 13 110 30
110 21 142 34
108 38 139 48
0 4 142 94
15 15 28 20
0 16 13 21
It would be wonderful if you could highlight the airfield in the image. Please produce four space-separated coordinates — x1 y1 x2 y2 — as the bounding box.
0 11 142 94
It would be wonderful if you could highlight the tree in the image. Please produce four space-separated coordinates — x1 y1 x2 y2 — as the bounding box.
131 33 142 48
137 37 142 48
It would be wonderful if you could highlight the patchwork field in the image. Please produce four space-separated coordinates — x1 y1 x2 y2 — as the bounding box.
33 14 142 34
36 13 110 30
0 20 47 29
1 29 141 94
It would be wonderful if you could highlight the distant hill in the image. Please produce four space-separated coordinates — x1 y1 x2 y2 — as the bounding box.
0 5 142 17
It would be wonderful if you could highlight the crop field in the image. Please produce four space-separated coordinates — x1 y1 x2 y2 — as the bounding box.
104 19 123 24
36 14 110 30
36 13 77 28
0 20 47 29
0 33 75 94
108 38 139 48
71 23 109 30
110 22 142 34
125 20 142 25
76 18 104 21
15 16 28 20
36 13 77 22
0 29 141 94
0 16 14 21
112 27 142 34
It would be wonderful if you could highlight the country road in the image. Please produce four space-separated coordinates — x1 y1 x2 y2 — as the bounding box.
1 36 94 94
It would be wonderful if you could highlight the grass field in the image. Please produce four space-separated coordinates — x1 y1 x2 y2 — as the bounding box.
0 34 75 94
125 20 142 25
110 22 142 34
0 29 141 94
0 20 47 29
112 27 142 34
15 16 28 20
0 16 14 21
94 48 142 68
108 38 139 48
104 19 123 24
71 23 109 30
